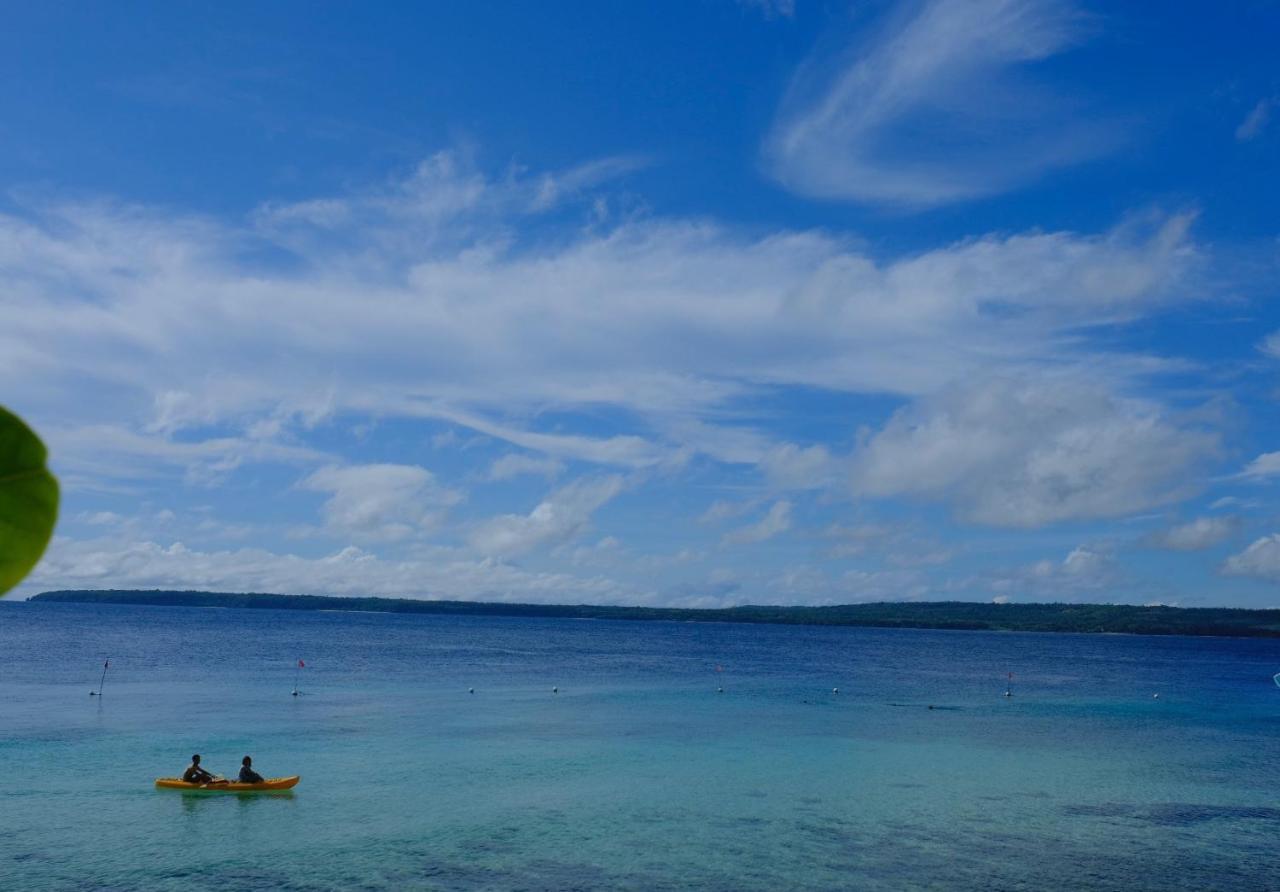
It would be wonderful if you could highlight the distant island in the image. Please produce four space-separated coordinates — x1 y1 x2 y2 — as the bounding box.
26 589 1280 638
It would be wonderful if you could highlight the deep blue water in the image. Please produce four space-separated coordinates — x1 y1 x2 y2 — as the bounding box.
2 601 1279 890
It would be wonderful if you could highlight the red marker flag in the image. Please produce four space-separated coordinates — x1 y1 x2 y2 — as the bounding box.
298 659 305 668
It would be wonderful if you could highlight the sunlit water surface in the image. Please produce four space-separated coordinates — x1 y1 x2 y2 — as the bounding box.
2 602 1279 890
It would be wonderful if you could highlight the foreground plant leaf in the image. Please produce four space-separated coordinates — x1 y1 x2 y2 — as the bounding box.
0 406 59 596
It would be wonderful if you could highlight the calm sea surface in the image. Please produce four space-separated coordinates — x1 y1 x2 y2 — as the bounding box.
2 601 1279 891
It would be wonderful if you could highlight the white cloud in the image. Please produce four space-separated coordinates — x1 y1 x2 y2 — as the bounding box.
0 151 1232 603
1058 546 1112 579
487 453 565 481
768 564 930 604
564 535 624 567
723 499 793 544
23 536 641 604
820 521 896 558
253 151 646 253
1261 330 1280 359
392 402 674 468
43 422 327 491
960 545 1120 601
1210 496 1261 511
68 506 257 544
699 498 761 525
468 475 625 557
885 544 955 568
739 0 795 18
76 511 124 526
1144 515 1240 551
1221 535 1280 583
656 418 770 466
1236 98 1275 141
765 0 1117 206
837 568 932 601
818 521 952 566
663 567 748 608
301 463 463 541
0 161 1203 490
1236 451 1280 480
852 376 1219 527
759 443 839 490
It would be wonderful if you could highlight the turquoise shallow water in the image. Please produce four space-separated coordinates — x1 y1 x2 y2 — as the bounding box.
2 602 1280 890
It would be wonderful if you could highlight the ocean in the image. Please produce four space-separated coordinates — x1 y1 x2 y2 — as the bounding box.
2 600 1279 890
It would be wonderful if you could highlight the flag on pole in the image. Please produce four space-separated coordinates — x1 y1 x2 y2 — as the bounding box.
104 660 109 669
298 659 305 668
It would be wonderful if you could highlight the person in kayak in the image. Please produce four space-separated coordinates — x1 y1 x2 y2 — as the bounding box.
238 756 265 784
182 754 224 785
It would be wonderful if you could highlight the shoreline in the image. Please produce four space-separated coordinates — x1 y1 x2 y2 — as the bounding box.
23 589 1280 640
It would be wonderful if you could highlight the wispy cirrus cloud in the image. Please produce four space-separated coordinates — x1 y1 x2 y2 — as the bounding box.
468 475 626 558
764 0 1120 206
723 500 793 545
699 498 762 525
487 453 566 482
1236 98 1276 142
252 150 647 258
0 156 1206 502
739 0 795 18
43 422 327 491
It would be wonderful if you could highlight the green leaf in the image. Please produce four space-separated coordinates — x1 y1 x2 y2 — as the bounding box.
0 406 59 596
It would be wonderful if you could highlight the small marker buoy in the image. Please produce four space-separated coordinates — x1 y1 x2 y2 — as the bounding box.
469 688 475 694
1003 690 1012 698
552 687 558 694
717 686 723 693
928 705 935 710
1152 693 1159 699
291 690 298 697
91 660 109 698
832 688 839 694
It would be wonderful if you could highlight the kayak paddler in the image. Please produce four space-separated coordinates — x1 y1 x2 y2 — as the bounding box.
239 755 265 784
181 754 226 785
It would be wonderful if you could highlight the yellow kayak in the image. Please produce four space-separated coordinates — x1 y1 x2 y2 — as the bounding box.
155 775 300 792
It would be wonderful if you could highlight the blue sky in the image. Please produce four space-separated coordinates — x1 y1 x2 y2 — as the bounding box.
3 0 1279 607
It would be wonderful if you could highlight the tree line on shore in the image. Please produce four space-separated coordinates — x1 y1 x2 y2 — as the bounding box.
28 589 1280 638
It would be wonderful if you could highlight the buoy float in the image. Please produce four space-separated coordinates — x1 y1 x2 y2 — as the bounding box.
832 687 839 694
552 687 558 694
469 688 475 694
